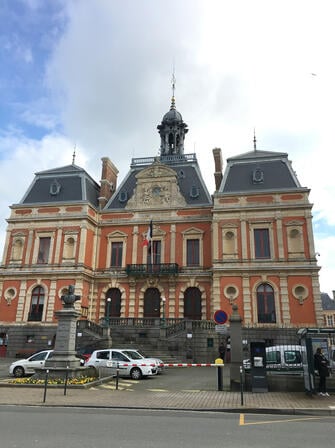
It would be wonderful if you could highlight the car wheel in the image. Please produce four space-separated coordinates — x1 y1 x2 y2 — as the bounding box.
130 367 142 380
13 366 25 378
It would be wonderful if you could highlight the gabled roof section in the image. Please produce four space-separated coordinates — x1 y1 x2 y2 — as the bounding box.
219 149 305 194
19 164 100 208
105 154 212 210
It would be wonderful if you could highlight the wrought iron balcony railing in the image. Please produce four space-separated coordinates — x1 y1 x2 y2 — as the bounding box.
126 263 179 276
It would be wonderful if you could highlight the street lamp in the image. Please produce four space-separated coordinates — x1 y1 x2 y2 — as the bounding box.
106 297 111 327
161 297 166 327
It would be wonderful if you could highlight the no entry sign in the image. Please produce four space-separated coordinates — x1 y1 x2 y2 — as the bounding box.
213 309 228 325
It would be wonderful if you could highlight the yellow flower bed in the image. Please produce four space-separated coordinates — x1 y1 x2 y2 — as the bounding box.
9 376 96 385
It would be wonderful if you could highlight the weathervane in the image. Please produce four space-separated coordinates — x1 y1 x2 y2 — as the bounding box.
72 144 76 165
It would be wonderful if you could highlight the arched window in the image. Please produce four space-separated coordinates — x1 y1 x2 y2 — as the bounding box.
29 286 45 321
105 288 121 318
184 287 202 320
257 284 276 323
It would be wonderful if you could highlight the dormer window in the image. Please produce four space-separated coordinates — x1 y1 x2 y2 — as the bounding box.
190 185 199 198
50 179 61 195
252 168 264 184
119 191 128 203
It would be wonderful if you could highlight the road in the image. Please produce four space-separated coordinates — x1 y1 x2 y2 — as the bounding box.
0 405 334 448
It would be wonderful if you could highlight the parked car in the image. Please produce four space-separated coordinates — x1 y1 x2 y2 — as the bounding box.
9 350 54 378
243 345 305 373
120 349 165 373
85 349 158 379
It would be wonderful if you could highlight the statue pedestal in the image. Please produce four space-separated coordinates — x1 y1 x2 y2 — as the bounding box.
45 308 81 369
33 285 96 380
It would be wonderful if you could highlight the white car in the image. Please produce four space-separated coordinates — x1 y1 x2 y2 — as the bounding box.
9 350 54 378
121 349 164 373
85 349 158 380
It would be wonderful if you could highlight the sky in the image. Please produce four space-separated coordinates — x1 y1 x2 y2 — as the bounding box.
0 0 334 296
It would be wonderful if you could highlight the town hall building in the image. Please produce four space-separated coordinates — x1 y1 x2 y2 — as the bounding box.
0 89 323 360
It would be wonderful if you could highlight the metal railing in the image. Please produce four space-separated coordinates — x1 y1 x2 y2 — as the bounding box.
126 263 179 276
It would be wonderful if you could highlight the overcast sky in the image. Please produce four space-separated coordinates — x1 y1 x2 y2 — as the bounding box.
0 0 334 296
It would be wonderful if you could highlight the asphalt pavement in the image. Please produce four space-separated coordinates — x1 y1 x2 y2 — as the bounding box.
1 357 335 415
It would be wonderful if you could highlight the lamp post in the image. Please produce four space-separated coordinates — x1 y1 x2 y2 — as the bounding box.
161 297 166 327
106 297 111 327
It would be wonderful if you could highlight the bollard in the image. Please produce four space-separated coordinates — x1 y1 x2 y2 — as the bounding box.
240 365 244 406
215 358 224 391
64 365 69 396
43 369 49 403
217 366 223 391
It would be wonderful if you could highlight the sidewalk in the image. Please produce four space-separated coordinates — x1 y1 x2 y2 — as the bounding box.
0 381 335 415
1 358 334 415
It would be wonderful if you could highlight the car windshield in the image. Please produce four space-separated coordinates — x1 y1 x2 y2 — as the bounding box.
123 350 142 360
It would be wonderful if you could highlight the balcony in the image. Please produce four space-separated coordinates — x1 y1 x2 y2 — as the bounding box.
126 263 179 276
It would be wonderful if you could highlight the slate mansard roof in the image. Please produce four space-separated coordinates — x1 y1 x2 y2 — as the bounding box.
19 164 100 208
321 293 335 311
105 154 212 210
219 149 307 194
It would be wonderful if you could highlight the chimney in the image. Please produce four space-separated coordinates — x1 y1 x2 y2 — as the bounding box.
212 147 223 191
99 157 119 209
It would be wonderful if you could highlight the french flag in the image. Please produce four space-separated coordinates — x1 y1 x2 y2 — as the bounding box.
143 220 153 248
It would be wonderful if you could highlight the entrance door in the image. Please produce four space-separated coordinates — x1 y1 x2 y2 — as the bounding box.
0 332 7 357
105 288 121 318
184 287 202 320
143 288 160 318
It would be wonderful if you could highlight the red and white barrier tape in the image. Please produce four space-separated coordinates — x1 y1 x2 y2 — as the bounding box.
104 362 224 368
163 363 224 367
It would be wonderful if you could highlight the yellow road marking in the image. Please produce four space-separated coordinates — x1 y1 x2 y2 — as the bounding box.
239 413 325 426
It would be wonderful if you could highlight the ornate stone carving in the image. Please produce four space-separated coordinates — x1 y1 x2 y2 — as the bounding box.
126 161 186 210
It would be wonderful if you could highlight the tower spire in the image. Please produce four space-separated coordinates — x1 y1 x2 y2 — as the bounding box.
253 128 257 151
170 70 176 110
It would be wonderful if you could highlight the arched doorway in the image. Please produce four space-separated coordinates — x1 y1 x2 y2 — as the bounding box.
105 288 121 319
143 288 161 318
184 287 202 320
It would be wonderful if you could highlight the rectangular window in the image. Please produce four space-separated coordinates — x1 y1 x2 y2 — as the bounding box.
147 240 161 265
326 315 334 327
152 240 161 264
187 239 200 266
37 237 51 264
111 242 123 267
254 229 270 259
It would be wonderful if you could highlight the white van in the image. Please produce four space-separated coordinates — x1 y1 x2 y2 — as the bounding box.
244 345 304 373
265 345 304 372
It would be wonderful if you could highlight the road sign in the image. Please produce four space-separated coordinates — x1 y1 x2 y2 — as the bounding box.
215 324 229 335
214 309 228 325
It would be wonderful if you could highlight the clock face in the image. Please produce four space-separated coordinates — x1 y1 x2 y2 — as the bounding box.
152 186 161 196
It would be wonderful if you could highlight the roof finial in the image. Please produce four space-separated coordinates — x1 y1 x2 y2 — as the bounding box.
72 144 76 165
170 67 176 110
253 128 257 151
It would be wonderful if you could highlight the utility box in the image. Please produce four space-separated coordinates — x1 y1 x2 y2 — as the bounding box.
250 341 268 392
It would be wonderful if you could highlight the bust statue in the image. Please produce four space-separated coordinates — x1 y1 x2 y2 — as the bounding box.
61 285 81 308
